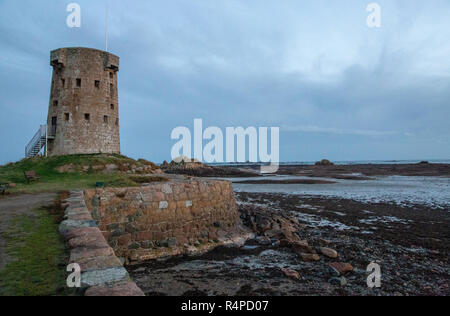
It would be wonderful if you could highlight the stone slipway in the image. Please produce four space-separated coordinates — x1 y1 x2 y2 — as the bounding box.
59 191 144 296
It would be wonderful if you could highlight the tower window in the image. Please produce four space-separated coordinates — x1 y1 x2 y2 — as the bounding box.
53 100 58 107
110 104 115 110
64 113 70 121
110 72 113 79
76 78 81 87
84 113 90 121
115 118 119 126
95 80 100 88
110 84 114 95
51 117 57 136
103 115 109 124
61 79 65 88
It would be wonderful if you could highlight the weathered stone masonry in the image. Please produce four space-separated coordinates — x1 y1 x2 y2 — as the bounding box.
59 191 144 296
84 179 241 262
47 47 120 156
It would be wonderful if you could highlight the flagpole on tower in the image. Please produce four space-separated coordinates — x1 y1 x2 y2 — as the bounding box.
105 1 109 52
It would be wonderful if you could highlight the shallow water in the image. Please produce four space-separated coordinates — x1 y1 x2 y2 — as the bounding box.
224 175 450 209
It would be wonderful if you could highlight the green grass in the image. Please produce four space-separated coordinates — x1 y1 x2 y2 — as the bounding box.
0 207 76 296
0 154 164 194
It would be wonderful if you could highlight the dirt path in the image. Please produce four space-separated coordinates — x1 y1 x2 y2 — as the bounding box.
0 193 57 271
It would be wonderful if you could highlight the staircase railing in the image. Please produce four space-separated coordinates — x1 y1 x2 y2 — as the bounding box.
25 125 47 158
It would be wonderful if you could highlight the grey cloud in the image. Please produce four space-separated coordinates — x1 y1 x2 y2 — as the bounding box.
0 0 449 164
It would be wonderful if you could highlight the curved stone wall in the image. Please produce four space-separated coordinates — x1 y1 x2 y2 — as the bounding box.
84 179 241 263
59 191 144 296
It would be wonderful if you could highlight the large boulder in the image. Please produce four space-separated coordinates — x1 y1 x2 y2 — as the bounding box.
315 159 334 166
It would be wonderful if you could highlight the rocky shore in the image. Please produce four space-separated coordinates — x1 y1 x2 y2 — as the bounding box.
128 191 449 296
238 162 450 178
161 160 260 178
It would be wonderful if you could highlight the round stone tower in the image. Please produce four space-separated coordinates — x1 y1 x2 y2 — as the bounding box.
46 47 120 156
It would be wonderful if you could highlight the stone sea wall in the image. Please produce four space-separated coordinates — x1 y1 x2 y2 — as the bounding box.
59 191 144 296
84 179 242 263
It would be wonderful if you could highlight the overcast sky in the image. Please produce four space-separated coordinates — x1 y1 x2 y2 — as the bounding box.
0 0 449 164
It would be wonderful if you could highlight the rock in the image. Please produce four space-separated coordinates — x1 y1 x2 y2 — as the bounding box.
78 255 123 272
329 262 353 275
70 246 115 263
125 223 138 234
319 238 332 245
255 236 272 246
91 208 101 221
319 247 339 259
328 276 347 286
65 207 90 217
57 163 77 173
67 231 108 249
161 183 173 194
61 227 100 241
128 242 140 250
67 212 94 221
291 240 314 254
59 219 97 234
92 197 100 207
141 241 154 249
81 267 129 287
256 218 271 232
85 281 145 296
111 229 125 237
327 266 341 277
315 159 334 166
159 201 169 209
156 240 169 248
281 268 300 280
167 238 178 248
300 253 320 262
104 164 118 173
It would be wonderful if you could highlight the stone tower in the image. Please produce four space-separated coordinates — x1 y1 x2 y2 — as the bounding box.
46 47 120 156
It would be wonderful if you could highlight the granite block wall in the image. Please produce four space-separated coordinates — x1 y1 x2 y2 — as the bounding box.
84 179 241 262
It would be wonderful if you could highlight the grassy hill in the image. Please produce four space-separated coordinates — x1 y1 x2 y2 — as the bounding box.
0 154 166 194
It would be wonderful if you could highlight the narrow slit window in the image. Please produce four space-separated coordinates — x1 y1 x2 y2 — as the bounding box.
115 118 119 126
95 80 100 88
110 72 114 79
103 115 109 124
84 113 90 121
61 79 65 88
76 78 81 87
64 113 70 121
110 84 114 95
110 104 115 110
53 100 58 107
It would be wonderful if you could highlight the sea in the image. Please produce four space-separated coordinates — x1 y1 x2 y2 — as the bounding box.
214 159 450 209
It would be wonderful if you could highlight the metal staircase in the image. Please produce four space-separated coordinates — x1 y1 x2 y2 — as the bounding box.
25 125 47 158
